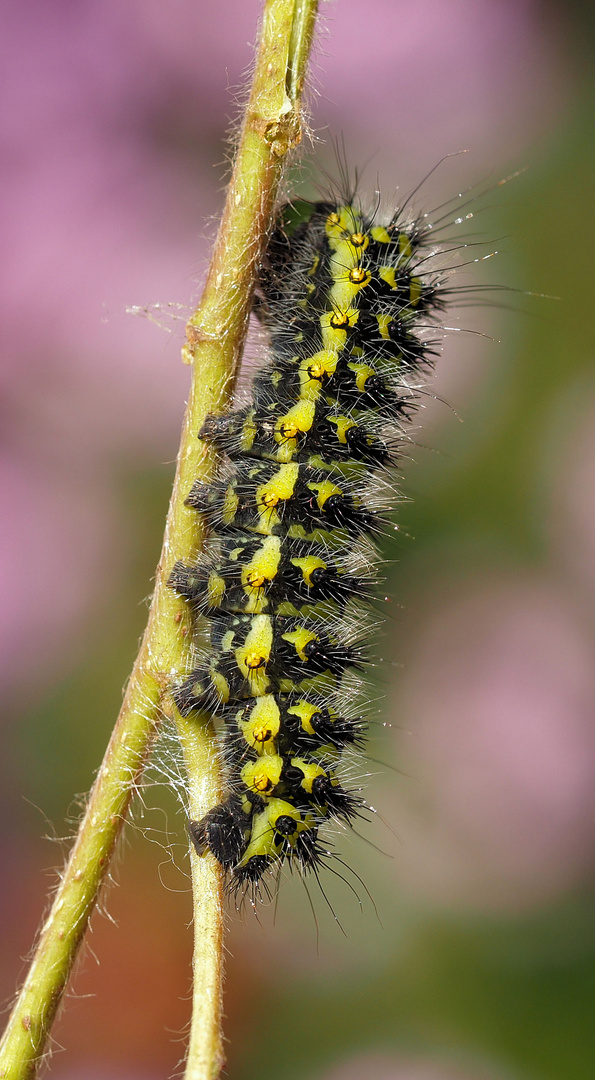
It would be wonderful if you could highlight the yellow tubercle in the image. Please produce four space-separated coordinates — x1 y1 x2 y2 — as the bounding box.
281 625 318 662
379 265 397 290
238 800 312 868
325 205 362 244
235 614 273 695
273 399 315 461
327 415 356 445
240 409 258 450
347 360 377 392
255 462 300 529
238 695 281 751
241 536 282 600
298 350 340 399
222 486 239 525
376 313 393 340
306 478 342 510
289 554 327 587
206 572 226 608
320 308 358 352
307 252 321 277
409 276 422 305
370 225 391 244
210 670 230 705
241 755 283 796
287 699 320 736
290 757 326 794
398 232 412 259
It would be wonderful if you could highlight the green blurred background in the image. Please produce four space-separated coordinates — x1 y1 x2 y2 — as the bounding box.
1 2 594 1078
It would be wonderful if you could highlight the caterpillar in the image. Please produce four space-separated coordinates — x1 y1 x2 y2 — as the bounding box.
170 188 453 900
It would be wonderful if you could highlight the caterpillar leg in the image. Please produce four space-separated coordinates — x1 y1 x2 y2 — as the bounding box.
187 795 252 869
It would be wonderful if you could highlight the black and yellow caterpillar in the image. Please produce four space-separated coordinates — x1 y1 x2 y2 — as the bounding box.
170 196 445 896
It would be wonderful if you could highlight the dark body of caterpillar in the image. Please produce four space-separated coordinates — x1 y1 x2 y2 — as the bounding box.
170 199 445 897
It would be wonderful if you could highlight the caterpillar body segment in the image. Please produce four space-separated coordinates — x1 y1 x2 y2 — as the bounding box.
174 196 450 897
185 460 379 538
198 400 394 467
173 611 364 715
170 533 373 617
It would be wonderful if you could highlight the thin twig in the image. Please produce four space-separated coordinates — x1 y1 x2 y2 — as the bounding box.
0 3 318 1078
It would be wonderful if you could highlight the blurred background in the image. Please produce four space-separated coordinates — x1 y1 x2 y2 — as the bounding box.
1 1 594 1077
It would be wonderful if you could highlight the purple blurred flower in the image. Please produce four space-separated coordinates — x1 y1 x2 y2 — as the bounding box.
389 577 595 908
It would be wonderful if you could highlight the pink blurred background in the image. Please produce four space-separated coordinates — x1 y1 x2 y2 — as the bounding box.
1 2 594 1079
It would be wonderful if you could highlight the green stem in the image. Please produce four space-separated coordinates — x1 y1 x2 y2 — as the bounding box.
0 3 318 1079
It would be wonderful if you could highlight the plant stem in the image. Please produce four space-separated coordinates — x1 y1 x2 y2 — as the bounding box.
0 3 318 1078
